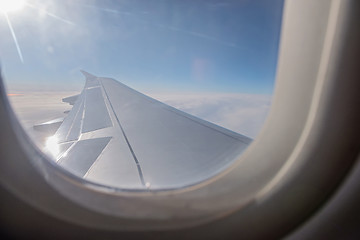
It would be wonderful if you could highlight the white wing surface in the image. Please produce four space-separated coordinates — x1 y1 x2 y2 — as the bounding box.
48 71 252 190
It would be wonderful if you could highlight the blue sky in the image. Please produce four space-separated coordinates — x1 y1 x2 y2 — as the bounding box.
1 0 284 94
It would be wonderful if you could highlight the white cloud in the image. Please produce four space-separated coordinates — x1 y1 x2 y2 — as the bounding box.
7 91 77 147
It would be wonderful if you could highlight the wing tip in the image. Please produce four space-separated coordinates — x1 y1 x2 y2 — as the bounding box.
80 70 97 79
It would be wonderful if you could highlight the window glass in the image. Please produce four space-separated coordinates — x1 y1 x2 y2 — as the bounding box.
2 0 284 189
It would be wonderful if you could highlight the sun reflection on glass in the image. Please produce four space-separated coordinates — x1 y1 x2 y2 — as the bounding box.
45 136 59 159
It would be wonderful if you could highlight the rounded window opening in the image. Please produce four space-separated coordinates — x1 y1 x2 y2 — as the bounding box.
2 0 283 190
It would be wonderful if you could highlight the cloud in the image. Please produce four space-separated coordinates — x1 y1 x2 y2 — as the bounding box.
7 91 77 147
147 92 272 138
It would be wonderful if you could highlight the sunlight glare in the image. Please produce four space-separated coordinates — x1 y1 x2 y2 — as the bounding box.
45 136 59 159
0 0 25 13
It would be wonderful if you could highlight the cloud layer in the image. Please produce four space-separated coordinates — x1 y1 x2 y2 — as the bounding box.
7 91 77 147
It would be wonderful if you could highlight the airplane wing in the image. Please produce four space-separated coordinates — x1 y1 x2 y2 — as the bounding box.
44 71 251 190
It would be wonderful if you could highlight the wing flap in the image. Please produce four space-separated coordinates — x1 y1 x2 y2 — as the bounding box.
82 87 112 133
62 94 79 105
55 93 84 142
85 137 144 188
58 137 111 177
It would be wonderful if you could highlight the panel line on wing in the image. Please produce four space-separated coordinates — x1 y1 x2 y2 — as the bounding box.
79 89 87 138
82 86 113 133
100 81 146 187
65 98 84 141
82 138 112 178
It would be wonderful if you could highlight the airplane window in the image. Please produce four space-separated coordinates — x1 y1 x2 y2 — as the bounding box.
2 0 284 190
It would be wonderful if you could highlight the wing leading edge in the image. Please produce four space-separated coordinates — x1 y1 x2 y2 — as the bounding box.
46 71 252 190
